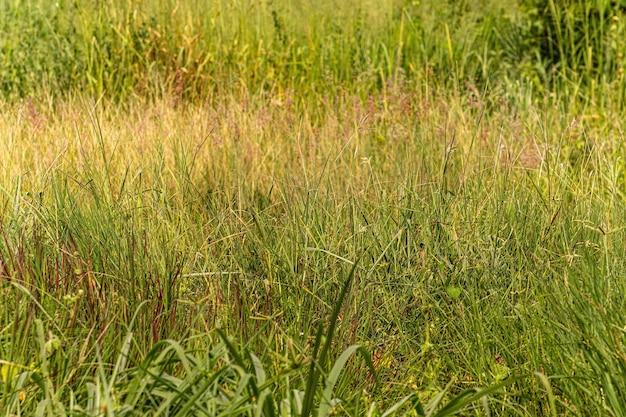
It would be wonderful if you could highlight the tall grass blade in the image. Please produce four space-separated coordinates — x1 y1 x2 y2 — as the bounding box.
301 259 360 417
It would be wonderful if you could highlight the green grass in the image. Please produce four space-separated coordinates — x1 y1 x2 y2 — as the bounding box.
2 0 626 416
2 0 625 104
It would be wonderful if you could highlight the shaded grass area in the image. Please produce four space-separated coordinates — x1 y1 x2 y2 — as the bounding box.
1 87 626 414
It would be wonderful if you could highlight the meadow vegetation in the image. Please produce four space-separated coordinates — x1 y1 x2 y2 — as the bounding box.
2 0 626 415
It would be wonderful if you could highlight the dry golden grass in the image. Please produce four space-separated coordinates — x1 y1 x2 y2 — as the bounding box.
1 88 572 203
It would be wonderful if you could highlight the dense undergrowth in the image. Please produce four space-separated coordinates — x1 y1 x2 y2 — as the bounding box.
2 0 626 416
2 0 626 103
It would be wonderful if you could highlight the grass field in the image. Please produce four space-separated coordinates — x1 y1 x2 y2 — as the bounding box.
2 0 626 415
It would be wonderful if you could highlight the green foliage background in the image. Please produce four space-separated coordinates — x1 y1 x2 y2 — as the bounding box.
1 0 625 102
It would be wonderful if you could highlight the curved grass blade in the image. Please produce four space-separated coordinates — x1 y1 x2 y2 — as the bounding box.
318 344 360 417
533 372 557 417
380 394 418 417
432 374 527 417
